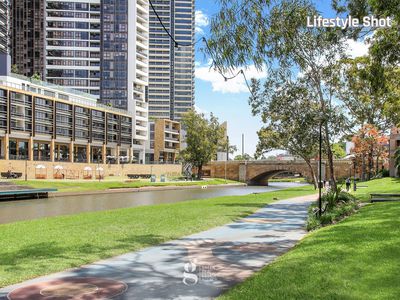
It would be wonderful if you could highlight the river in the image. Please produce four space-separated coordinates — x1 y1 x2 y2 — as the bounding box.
0 182 308 224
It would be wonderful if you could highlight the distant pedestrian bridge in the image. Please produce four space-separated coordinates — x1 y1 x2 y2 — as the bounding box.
202 160 352 185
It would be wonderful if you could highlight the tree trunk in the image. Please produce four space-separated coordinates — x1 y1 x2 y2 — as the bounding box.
368 147 374 180
314 80 337 194
376 154 379 175
323 124 337 193
197 164 203 180
305 159 318 189
361 154 366 181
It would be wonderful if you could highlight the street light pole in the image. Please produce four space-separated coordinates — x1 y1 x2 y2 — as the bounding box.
318 120 323 217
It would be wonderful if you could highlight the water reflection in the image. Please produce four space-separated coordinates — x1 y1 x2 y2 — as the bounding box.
0 182 308 224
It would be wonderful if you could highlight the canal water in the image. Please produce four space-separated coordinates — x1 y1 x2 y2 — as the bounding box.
0 182 308 224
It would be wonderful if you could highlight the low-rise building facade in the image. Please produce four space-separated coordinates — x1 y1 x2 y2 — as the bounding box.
0 75 135 164
146 119 180 163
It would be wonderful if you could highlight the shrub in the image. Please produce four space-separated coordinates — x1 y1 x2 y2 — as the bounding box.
338 191 356 202
306 213 321 231
307 189 359 231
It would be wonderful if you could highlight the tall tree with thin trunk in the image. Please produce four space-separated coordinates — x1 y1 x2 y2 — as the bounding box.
208 0 350 193
250 75 347 189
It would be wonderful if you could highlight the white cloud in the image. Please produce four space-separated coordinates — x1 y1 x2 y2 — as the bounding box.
346 38 370 58
195 63 267 94
195 10 209 34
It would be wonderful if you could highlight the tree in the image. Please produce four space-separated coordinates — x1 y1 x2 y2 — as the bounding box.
332 143 346 159
234 153 253 161
208 0 351 193
180 110 225 179
335 56 394 131
11 64 19 75
333 1 400 124
351 124 388 180
250 77 325 189
30 73 41 81
333 0 400 65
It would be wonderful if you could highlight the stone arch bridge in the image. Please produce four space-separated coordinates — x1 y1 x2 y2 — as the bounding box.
202 160 353 185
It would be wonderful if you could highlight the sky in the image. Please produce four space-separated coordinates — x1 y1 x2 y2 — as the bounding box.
193 0 370 157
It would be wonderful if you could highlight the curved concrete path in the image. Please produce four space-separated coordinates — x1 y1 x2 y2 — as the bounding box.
0 194 316 300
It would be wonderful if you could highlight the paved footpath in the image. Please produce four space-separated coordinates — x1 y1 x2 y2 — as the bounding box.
0 194 316 300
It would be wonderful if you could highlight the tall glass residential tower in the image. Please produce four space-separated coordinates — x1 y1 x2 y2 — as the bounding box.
148 0 195 121
100 0 149 160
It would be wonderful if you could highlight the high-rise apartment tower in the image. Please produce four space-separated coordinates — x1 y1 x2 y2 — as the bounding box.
148 0 195 121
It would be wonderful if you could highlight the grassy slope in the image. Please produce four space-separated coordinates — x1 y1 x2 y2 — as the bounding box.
220 178 400 299
353 177 400 202
0 185 314 287
12 178 237 193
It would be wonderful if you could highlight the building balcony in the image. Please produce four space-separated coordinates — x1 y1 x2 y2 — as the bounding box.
165 127 180 134
137 21 149 33
135 124 147 132
165 137 180 143
135 105 148 114
136 59 148 68
136 41 148 51
135 77 148 86
134 134 147 141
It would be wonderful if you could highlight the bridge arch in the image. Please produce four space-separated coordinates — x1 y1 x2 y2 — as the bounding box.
202 160 352 185
248 169 304 185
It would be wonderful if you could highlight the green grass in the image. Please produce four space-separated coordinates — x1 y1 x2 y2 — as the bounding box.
352 177 400 202
0 185 315 287
11 178 238 193
220 178 400 299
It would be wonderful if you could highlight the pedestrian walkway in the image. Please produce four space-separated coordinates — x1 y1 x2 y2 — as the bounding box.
0 194 317 300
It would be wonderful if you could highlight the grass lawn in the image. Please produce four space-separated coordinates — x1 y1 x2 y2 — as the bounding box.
11 178 238 193
0 185 315 288
220 178 400 299
353 177 400 202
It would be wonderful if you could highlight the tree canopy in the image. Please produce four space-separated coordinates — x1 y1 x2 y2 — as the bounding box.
208 0 355 192
180 110 226 179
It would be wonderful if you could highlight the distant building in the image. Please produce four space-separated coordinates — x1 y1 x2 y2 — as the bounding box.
148 0 195 121
345 141 355 154
146 119 180 163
